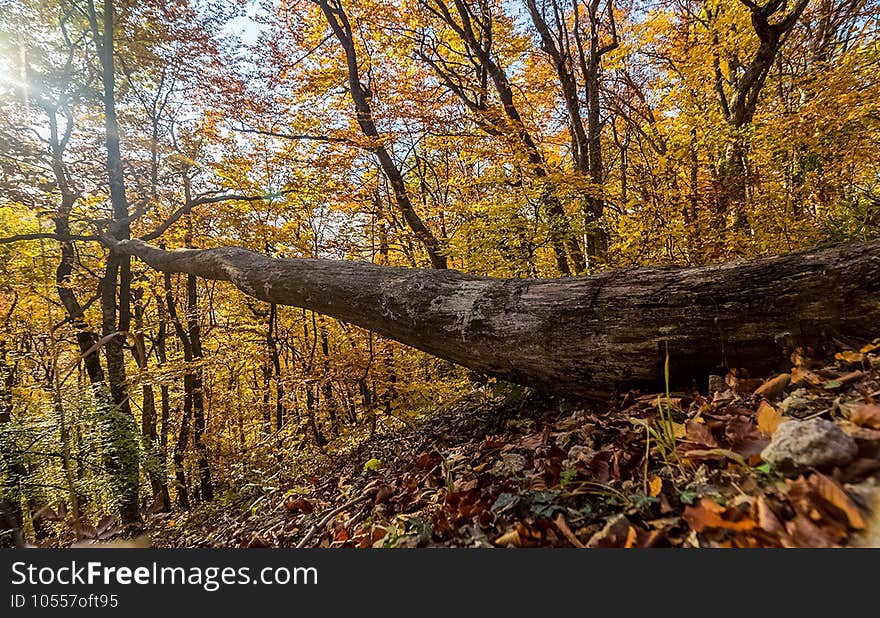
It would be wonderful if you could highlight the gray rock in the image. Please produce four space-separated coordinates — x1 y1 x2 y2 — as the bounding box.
708 374 730 394
761 418 858 475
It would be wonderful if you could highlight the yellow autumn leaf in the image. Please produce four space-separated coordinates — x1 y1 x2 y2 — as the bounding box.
835 350 865 364
624 526 638 548
648 476 663 497
860 342 880 354
757 401 783 436
494 528 521 547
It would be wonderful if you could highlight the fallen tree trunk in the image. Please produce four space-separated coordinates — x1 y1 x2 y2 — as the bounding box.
114 238 880 398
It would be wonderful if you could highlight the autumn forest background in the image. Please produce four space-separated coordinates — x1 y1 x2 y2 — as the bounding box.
1 0 879 547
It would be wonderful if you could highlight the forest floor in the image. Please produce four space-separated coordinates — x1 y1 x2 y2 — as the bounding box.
147 340 880 549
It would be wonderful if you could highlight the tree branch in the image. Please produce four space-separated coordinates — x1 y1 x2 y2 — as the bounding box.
139 189 297 242
0 233 99 245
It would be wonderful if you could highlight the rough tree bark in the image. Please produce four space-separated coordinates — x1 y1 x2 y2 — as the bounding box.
113 238 880 399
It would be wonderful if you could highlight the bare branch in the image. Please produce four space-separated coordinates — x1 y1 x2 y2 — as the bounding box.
139 189 298 242
232 126 359 147
0 233 99 245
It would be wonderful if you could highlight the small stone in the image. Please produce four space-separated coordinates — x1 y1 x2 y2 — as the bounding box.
754 373 791 401
708 375 730 394
779 389 813 418
761 418 858 476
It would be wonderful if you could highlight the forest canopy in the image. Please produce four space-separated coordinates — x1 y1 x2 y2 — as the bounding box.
0 0 879 544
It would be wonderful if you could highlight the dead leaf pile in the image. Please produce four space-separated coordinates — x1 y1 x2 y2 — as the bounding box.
145 340 880 549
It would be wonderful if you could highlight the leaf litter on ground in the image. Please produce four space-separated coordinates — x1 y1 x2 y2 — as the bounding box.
147 340 880 549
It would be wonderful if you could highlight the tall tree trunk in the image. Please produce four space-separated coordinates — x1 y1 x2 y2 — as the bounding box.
160 207 214 505
319 320 339 433
53 391 80 526
267 303 284 432
315 0 447 270
718 138 749 233
163 272 190 509
305 386 326 447
419 0 584 274
41 109 102 531
117 237 880 399
132 291 167 509
173 398 191 510
0 338 26 546
579 0 618 260
153 291 172 511
87 0 139 524
260 366 272 433
186 271 213 502
713 0 810 234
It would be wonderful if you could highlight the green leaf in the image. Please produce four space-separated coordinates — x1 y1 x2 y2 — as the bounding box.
679 490 698 505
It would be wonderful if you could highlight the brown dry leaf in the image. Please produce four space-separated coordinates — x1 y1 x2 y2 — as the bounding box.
849 403 880 429
659 492 674 514
367 527 389 548
652 395 683 412
785 513 837 548
587 515 634 547
514 522 544 547
71 533 151 548
374 485 394 505
755 496 787 539
849 425 880 444
481 436 508 450
790 367 823 387
648 476 663 497
526 473 548 491
725 415 769 457
285 497 315 514
809 473 866 529
554 513 586 548
684 419 718 448
516 433 545 450
732 377 764 394
683 498 757 532
757 401 784 436
494 528 521 547
247 534 271 548
684 448 748 467
754 373 790 401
